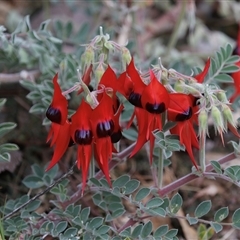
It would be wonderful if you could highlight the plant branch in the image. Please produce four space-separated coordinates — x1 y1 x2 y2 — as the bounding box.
0 69 40 83
159 152 236 197
2 163 76 220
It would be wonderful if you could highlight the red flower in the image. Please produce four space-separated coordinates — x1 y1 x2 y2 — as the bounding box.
194 58 211 83
168 93 199 169
70 100 93 193
125 58 146 107
90 91 115 185
126 68 170 164
46 121 71 171
98 65 120 112
46 73 68 125
129 108 162 164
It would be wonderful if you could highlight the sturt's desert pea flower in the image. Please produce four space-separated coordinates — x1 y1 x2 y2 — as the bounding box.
46 73 68 125
168 93 199 169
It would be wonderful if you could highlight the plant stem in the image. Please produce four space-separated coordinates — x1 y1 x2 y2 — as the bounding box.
199 133 206 172
159 152 236 197
157 147 164 189
2 163 76 220
157 112 167 189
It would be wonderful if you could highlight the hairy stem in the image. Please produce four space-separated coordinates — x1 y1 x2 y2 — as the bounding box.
159 152 236 197
199 133 206 171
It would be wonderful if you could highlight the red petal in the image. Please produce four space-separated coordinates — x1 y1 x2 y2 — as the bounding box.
126 58 145 94
228 123 240 138
118 71 134 98
77 144 92 194
99 65 119 91
46 120 71 171
90 91 115 138
130 108 162 164
171 122 199 169
50 73 68 125
70 100 92 142
47 123 60 147
168 93 193 121
94 138 112 185
194 58 211 83
141 70 169 114
111 104 124 143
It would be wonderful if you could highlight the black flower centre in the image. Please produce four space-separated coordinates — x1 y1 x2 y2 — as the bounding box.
145 102 166 114
46 106 61 124
175 107 192 121
128 92 142 108
96 120 114 138
74 129 93 145
111 130 122 143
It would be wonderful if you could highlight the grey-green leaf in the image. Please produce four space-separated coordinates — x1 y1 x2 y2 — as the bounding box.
113 175 130 188
170 193 183 214
214 207 229 222
210 222 223 233
210 161 222 174
141 221 152 238
154 225 168 238
0 122 17 138
146 197 164 208
124 179 140 194
194 200 212 218
135 188 151 202
232 208 240 229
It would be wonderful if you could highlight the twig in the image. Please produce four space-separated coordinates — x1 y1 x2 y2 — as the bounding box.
2 163 76 220
0 69 40 83
159 152 236 197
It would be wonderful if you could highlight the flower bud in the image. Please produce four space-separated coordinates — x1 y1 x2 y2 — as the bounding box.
95 63 105 84
81 47 95 71
198 109 208 137
174 80 185 93
211 105 225 135
217 91 228 103
222 104 236 128
121 47 131 70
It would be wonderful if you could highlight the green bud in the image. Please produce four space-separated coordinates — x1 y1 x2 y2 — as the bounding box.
174 80 185 93
95 63 105 84
104 41 114 51
217 91 228 103
211 106 225 135
121 47 131 70
222 104 236 128
198 109 208 137
81 47 95 71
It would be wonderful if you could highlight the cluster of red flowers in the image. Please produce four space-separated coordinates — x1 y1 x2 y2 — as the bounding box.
46 58 210 192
